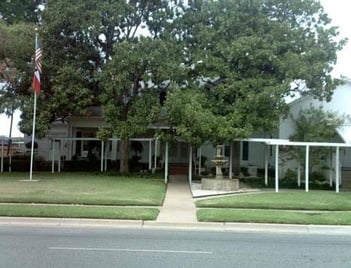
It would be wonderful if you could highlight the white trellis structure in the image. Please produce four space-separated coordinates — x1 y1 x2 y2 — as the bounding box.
50 137 171 183
265 140 351 193
0 136 25 173
3 135 351 193
189 138 351 193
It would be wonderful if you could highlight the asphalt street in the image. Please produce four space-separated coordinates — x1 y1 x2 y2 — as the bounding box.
0 225 351 268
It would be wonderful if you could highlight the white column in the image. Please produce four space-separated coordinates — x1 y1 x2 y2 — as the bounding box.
275 145 279 192
198 146 202 176
115 140 119 162
339 154 342 186
51 139 55 173
154 138 158 170
100 140 104 172
229 143 233 179
329 155 333 187
264 145 268 186
336 147 340 193
104 141 108 171
189 145 193 184
58 140 61 172
148 139 152 170
297 165 301 187
0 137 3 173
305 145 309 192
68 138 72 160
164 141 169 184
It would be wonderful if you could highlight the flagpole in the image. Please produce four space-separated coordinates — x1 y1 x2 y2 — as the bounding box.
29 31 38 181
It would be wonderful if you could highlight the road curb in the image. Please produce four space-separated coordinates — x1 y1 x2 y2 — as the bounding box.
0 217 143 228
1 217 351 235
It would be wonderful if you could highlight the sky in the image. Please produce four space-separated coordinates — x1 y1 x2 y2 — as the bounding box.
0 0 350 137
319 0 351 78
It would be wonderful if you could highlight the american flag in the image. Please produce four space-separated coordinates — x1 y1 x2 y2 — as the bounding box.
32 36 42 93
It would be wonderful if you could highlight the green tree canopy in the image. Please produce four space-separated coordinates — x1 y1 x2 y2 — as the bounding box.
27 0 184 172
163 0 346 145
290 106 344 142
0 22 35 116
289 106 345 171
4 0 347 173
0 0 42 25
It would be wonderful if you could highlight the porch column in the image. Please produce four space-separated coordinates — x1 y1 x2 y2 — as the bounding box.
275 145 279 192
264 144 268 186
58 140 61 172
148 139 152 170
329 154 333 187
189 145 193 184
164 141 169 184
100 140 104 172
68 139 72 160
305 145 310 192
198 146 202 176
336 146 340 193
297 165 301 187
51 139 55 174
154 138 158 170
1 136 4 173
229 143 233 179
104 141 108 171
115 140 119 162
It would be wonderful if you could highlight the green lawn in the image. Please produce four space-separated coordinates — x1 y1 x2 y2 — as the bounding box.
196 191 351 225
0 204 159 220
0 172 166 206
197 209 351 225
196 191 351 211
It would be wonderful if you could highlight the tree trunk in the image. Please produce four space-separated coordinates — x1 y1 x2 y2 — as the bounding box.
232 141 241 176
119 138 130 173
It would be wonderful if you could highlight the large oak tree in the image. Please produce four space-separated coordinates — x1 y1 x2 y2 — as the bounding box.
22 0 184 172
163 0 346 175
4 0 346 174
166 0 346 142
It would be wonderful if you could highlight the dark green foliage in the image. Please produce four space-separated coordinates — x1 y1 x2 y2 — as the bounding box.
289 106 344 170
0 0 41 24
290 106 344 142
0 0 346 173
164 0 346 145
0 22 35 115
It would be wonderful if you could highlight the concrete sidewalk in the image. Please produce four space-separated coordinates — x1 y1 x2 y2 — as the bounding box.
2 176 351 235
156 176 197 223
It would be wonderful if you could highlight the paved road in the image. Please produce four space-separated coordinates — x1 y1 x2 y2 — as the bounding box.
1 225 351 268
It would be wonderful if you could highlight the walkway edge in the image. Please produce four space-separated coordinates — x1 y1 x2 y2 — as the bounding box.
1 217 351 236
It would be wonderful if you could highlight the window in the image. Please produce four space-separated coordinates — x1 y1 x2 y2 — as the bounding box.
224 145 230 157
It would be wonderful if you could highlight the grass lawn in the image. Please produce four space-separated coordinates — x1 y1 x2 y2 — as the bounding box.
197 209 351 225
0 172 166 206
196 191 351 225
0 204 159 220
196 191 351 211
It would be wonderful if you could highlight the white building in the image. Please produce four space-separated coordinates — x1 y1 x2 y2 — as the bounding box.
279 78 351 169
16 78 351 189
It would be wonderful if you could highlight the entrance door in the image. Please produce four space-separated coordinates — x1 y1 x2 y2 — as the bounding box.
73 128 99 159
169 142 189 163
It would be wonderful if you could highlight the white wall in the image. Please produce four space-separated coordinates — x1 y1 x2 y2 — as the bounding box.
280 79 351 140
24 121 68 161
279 79 351 170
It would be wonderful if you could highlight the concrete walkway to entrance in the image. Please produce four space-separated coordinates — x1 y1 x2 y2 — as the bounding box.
156 176 197 223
